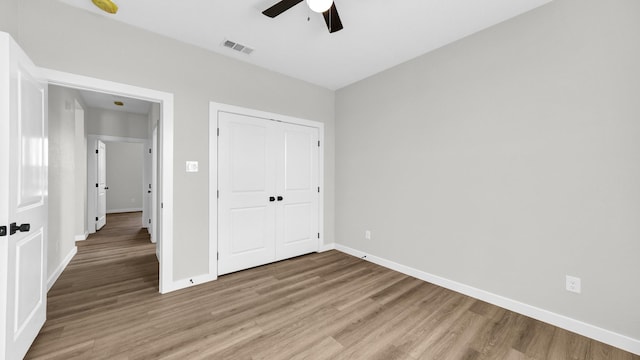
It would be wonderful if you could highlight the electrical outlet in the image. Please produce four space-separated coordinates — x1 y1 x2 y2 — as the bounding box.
365 230 371 240
566 275 581 294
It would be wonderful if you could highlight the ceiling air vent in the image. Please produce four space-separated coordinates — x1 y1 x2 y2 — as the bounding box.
222 40 254 55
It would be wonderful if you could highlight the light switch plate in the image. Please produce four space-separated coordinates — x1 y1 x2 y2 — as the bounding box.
186 161 199 173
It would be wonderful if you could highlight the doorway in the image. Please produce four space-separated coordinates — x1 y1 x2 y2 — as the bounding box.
43 69 175 294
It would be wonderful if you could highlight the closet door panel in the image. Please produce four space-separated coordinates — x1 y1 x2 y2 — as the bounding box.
276 124 319 260
218 112 276 275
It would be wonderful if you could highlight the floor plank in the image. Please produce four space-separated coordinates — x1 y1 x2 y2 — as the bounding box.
26 212 640 359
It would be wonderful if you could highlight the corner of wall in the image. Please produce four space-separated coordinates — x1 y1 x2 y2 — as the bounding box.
47 246 77 291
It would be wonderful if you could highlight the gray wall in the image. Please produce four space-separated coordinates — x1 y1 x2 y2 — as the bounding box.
0 0 18 36
48 85 86 278
105 142 144 213
336 0 640 340
13 0 335 281
87 108 149 139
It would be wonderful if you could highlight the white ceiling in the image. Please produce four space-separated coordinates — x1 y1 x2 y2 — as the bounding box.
59 0 552 90
78 89 152 115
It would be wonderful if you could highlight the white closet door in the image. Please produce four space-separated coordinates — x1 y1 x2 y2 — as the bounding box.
275 123 319 260
218 112 277 275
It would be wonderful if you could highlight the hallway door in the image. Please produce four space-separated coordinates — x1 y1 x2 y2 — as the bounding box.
96 140 107 230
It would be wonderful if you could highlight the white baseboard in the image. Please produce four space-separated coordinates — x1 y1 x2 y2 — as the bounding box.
107 208 143 214
74 231 89 241
47 246 77 292
335 244 640 356
319 242 335 252
160 272 217 294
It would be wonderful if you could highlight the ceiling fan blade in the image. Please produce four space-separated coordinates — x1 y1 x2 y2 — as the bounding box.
322 2 343 33
263 0 304 18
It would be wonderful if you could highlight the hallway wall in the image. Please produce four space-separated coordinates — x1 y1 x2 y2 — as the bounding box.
105 142 144 213
48 85 87 283
86 108 148 139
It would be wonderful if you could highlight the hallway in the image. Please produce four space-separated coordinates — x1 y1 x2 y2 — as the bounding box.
26 212 158 359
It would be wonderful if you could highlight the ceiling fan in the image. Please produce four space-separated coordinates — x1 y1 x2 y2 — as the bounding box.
263 0 344 33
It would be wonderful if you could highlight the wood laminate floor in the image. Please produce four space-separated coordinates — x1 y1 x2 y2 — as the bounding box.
26 212 639 359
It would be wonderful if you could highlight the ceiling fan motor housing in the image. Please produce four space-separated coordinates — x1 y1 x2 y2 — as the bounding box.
306 0 333 13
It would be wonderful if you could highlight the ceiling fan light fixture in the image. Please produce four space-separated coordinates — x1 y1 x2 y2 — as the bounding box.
306 0 333 13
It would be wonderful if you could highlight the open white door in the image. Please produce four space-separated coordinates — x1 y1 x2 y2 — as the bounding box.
96 140 107 230
0 32 48 360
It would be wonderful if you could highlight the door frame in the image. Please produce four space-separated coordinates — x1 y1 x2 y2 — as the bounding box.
151 126 158 245
42 68 176 294
87 135 147 234
209 102 325 277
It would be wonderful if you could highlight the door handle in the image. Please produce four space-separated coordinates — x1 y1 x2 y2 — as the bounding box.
269 196 276 202
277 196 283 201
9 223 30 235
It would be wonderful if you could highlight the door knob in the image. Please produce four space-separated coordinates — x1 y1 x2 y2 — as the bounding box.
277 196 283 201
9 222 30 235
269 196 276 202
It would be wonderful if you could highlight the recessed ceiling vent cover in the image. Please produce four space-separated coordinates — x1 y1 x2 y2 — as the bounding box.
222 40 254 55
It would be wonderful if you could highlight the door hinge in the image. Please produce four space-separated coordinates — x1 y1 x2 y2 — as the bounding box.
148 219 151 224
318 140 320 147
318 233 320 239
95 217 98 221
95 183 99 188
149 148 152 154
217 252 219 260
0 226 6 237
217 190 219 199
161 202 164 209
318 186 320 193
217 128 220 136
96 149 99 154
